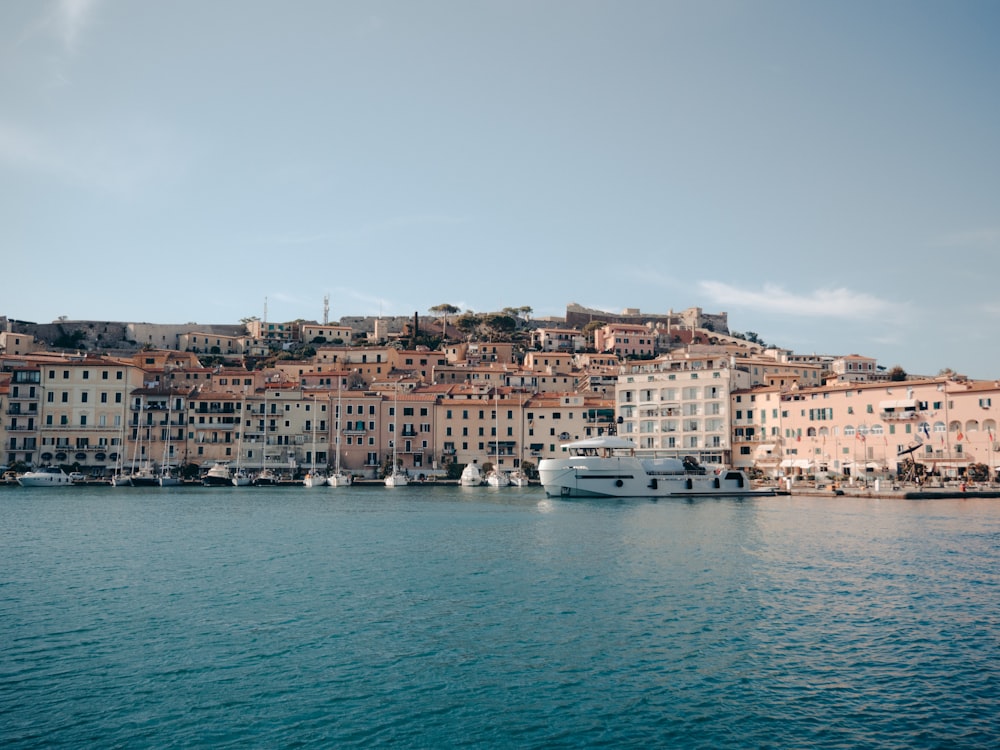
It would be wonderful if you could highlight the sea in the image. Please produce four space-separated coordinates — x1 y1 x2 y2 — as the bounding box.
1 484 998 749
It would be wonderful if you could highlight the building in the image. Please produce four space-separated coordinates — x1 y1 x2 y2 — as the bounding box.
735 377 1000 482
615 354 751 467
594 323 656 359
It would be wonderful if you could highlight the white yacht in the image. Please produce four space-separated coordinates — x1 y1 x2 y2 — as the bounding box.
459 462 483 486
17 466 74 487
538 436 774 499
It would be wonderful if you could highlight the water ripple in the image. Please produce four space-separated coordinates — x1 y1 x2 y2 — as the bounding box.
0 489 998 747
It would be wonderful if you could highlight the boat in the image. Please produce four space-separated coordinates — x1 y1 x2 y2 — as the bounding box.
232 392 252 486
509 468 530 487
110 472 132 487
459 462 484 486
158 396 181 486
509 393 530 486
327 389 352 486
128 462 159 487
303 397 327 487
384 382 408 487
202 462 233 486
17 466 74 487
158 467 181 487
486 467 510 487
254 392 278 486
127 399 158 486
485 389 510 487
253 468 278 486
538 436 776 499
231 469 252 487
110 408 132 486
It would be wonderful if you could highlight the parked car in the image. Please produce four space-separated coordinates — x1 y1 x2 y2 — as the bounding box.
68 472 86 483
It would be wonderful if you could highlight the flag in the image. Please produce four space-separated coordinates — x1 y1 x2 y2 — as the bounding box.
957 431 964 442
921 423 930 439
989 428 994 442
856 433 866 442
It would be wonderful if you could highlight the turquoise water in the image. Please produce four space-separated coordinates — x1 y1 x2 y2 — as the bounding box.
2 486 998 748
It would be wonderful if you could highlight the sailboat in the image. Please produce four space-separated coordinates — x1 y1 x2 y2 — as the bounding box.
303 395 327 487
232 392 252 486
158 391 181 486
327 388 352 486
486 389 510 487
384 381 408 487
110 411 131 486
254 391 278 486
509 392 529 486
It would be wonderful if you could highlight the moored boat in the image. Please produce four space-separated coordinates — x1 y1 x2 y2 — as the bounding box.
327 471 352 487
509 468 530 487
253 468 278 486
538 436 775 499
17 466 74 487
129 463 159 487
485 468 510 487
459 462 483 486
202 462 233 486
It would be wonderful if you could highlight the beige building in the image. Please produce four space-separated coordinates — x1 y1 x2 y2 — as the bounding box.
594 323 656 358
734 377 1000 481
616 353 752 467
2 353 144 473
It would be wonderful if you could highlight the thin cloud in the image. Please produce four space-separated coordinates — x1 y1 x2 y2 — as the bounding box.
50 0 101 52
699 281 897 320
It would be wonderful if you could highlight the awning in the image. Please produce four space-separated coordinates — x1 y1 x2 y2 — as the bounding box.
756 444 776 453
879 399 917 410
780 459 813 469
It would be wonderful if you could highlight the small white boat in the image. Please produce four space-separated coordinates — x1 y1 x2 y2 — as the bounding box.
158 468 181 487
384 469 408 487
231 470 253 487
485 468 510 487
17 467 74 487
327 471 352 487
303 471 327 488
538 436 775 499
384 381 408 487
459 463 483 486
509 469 529 487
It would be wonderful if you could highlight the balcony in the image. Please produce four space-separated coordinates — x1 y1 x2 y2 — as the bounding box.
881 410 919 421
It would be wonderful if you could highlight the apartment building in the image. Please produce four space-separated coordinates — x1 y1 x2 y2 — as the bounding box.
533 327 587 352
754 377 1000 480
616 354 752 467
594 323 656 358
2 353 143 473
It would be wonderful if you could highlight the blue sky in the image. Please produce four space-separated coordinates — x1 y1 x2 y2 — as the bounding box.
3 0 999 378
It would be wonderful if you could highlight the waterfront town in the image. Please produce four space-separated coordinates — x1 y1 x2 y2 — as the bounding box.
2 302 998 487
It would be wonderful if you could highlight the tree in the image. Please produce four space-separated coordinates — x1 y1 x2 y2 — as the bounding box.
482 313 517 341
429 304 460 341
455 312 483 337
887 366 908 381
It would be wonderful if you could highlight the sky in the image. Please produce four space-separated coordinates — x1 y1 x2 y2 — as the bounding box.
3 1 999 378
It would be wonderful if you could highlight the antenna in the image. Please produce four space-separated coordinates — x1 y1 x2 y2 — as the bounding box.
263 296 268 325
323 294 330 325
